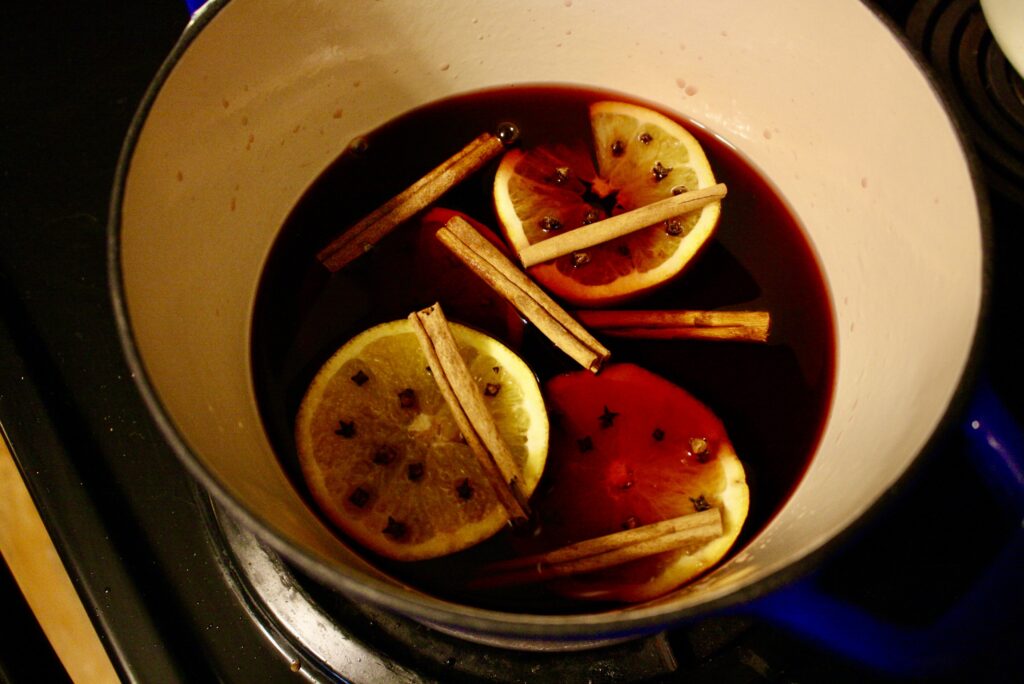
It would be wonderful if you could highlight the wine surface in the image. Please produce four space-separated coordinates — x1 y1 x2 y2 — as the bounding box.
251 85 835 612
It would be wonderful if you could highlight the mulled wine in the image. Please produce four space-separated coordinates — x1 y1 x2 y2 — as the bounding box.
251 85 834 612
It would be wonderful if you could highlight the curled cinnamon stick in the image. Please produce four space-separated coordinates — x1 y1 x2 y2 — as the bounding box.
318 133 505 272
470 508 723 589
436 216 610 373
408 303 530 522
517 183 727 268
575 309 771 343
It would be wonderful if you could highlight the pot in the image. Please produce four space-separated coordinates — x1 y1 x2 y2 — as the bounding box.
110 0 986 647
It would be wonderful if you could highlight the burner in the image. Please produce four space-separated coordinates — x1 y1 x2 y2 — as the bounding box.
211 504 681 682
209 499 877 682
906 0 1024 203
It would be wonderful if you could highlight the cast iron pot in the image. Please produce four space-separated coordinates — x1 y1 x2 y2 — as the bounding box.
110 0 995 651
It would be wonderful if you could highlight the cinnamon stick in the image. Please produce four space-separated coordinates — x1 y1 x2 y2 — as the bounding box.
470 508 723 589
408 303 530 522
517 183 727 268
318 133 505 272
436 216 611 373
575 309 771 343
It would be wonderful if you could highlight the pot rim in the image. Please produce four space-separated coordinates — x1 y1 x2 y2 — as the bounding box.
106 0 992 640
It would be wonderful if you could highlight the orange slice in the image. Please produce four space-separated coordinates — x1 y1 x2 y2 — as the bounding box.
494 100 721 307
295 319 548 561
522 363 748 603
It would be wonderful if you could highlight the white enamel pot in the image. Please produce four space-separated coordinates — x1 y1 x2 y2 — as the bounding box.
110 0 987 648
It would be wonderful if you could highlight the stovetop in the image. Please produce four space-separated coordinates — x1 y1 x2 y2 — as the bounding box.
2 1 1022 682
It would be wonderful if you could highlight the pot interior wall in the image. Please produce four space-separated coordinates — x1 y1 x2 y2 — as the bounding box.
115 0 982 634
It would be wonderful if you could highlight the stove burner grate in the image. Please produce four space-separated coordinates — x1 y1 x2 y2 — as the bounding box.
209 498 878 683
906 0 1024 204
211 503 682 683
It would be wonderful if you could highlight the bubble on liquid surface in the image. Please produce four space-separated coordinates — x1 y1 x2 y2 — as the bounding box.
348 136 370 155
496 122 521 145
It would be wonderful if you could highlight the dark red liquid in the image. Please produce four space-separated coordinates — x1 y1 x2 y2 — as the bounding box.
251 85 835 612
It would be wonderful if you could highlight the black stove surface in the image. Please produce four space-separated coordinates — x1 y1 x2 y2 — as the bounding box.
2 1 1022 682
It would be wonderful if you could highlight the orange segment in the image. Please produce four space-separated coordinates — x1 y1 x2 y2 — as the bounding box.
522 363 748 603
295 319 548 561
494 101 721 307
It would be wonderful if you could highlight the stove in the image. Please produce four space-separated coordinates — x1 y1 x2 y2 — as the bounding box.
2 1 1022 681
904 0 1024 203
